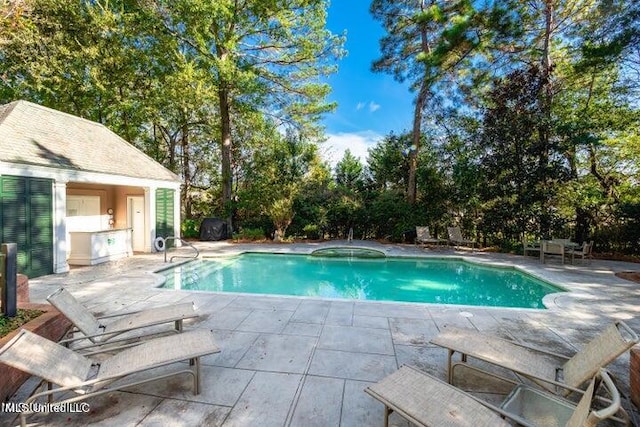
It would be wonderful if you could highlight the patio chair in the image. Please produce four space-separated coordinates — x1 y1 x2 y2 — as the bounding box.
522 237 541 257
0 328 220 427
567 241 594 264
365 365 620 427
430 321 638 397
447 226 476 249
415 226 446 246
47 287 199 350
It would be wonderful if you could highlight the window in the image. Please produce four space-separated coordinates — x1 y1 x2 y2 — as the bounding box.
66 195 102 231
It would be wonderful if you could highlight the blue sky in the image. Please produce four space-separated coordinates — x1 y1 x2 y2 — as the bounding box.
320 1 414 166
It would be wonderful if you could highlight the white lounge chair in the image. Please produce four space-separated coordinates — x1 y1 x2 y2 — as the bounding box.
415 226 446 246
0 329 220 427
47 287 199 350
430 321 638 397
366 365 620 427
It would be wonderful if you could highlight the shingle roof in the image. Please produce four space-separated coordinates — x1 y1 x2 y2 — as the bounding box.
0 100 180 183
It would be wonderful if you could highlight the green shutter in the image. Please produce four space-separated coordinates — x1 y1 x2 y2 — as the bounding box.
155 188 175 247
0 176 53 278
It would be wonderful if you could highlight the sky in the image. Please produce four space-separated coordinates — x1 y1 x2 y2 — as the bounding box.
320 1 415 166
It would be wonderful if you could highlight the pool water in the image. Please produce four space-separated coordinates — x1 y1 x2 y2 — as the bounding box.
158 254 564 309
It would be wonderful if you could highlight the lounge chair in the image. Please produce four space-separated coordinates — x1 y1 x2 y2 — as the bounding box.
447 226 476 249
0 328 220 427
415 226 446 246
430 321 638 396
365 365 620 427
47 287 199 350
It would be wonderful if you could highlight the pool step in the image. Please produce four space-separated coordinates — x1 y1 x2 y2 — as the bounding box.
161 259 232 289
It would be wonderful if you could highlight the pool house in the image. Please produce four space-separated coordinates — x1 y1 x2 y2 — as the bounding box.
0 100 181 277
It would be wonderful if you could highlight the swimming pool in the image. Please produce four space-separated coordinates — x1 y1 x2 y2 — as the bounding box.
157 253 564 309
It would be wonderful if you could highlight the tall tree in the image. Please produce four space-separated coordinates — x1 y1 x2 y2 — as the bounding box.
478 66 565 240
458 0 614 236
152 0 344 232
366 132 411 191
371 0 480 204
0 0 159 138
235 125 321 232
335 149 363 189
0 0 222 219
554 60 640 242
576 0 640 84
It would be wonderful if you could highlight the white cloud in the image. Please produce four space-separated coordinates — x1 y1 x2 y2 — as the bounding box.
321 131 384 167
355 101 381 113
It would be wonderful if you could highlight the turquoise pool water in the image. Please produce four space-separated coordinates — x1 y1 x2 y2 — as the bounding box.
158 254 564 308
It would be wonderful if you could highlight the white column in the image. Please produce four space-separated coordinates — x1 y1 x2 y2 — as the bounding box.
173 185 181 245
52 181 70 273
145 186 156 252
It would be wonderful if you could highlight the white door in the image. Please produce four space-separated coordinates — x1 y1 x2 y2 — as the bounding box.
127 196 145 252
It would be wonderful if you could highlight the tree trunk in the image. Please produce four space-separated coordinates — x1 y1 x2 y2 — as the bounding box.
574 206 590 243
408 65 430 204
538 0 554 237
407 2 433 205
162 126 176 172
569 75 594 242
589 144 619 202
181 119 192 219
218 85 234 235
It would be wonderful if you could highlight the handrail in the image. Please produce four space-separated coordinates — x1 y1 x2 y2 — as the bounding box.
162 237 199 262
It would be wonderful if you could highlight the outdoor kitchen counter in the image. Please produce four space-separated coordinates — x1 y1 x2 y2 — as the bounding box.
68 228 133 266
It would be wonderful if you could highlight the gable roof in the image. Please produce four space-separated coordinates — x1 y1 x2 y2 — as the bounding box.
0 100 180 183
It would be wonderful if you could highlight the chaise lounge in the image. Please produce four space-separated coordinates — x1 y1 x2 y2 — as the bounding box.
365 365 620 427
415 226 446 246
47 287 199 351
0 328 219 427
430 321 638 396
447 226 476 249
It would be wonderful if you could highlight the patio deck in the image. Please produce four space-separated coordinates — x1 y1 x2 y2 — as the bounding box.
2 241 640 426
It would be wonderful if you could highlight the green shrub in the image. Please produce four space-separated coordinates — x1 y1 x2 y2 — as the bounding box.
369 190 413 241
181 219 200 239
269 197 295 241
500 239 522 254
234 228 265 241
303 224 320 240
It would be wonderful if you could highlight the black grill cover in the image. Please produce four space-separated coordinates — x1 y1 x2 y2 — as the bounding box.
199 218 228 241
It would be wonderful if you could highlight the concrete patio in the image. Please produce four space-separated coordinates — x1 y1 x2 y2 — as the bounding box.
2 241 640 426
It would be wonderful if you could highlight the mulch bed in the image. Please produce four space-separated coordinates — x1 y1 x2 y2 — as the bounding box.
0 309 44 338
616 271 640 284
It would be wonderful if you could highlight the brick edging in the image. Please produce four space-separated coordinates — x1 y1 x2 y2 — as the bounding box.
0 303 72 402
